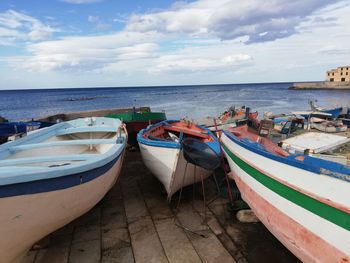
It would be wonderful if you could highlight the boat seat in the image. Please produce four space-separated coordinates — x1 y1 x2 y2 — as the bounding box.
56 126 117 136
148 135 173 142
0 154 99 167
9 139 116 153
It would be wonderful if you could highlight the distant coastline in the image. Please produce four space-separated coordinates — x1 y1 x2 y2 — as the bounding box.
289 81 350 90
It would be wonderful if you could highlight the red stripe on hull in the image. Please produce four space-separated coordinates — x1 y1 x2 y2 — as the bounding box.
234 174 349 263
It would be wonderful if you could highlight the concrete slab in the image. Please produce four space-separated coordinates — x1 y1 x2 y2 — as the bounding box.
69 239 101 263
35 235 71 263
175 203 235 263
128 216 168 263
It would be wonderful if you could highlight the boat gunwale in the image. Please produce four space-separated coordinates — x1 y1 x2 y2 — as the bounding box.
0 149 124 197
137 120 217 149
222 130 350 182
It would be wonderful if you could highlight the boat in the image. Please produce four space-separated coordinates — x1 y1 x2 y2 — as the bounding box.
0 117 127 262
137 120 220 200
106 108 166 146
311 120 347 133
221 125 350 262
0 121 48 144
0 122 27 144
309 100 342 119
198 106 258 132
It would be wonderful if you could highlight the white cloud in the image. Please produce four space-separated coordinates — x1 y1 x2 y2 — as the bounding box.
0 10 56 45
87 15 111 30
150 53 252 74
60 0 102 4
12 32 160 72
126 0 344 43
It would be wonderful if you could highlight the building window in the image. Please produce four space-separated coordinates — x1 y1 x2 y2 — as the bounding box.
347 72 349 75
341 72 343 75
330 78 334 82
341 78 346 82
332 72 334 76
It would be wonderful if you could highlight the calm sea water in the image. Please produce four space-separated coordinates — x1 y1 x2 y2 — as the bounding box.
0 83 349 121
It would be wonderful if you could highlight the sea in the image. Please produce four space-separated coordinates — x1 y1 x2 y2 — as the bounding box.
0 82 349 121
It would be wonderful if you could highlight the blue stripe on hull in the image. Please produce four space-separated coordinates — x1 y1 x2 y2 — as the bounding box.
0 151 122 198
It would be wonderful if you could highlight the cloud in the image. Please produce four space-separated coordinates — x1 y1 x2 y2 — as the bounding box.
60 0 102 4
150 53 252 74
126 0 343 43
12 32 160 72
87 15 111 30
0 10 56 45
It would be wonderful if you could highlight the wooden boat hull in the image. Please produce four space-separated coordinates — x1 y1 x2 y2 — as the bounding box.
222 132 350 262
0 149 125 263
0 118 127 263
311 122 347 133
139 142 211 200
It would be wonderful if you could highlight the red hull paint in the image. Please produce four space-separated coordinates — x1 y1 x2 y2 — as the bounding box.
234 174 349 263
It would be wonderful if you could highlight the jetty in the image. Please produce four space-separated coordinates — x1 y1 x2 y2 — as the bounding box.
21 150 297 263
289 81 350 90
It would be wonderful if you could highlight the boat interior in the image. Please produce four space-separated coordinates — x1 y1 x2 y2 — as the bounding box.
0 118 124 172
228 125 350 177
143 121 215 143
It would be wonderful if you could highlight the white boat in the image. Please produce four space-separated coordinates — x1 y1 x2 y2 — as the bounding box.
0 117 127 263
222 125 350 262
311 121 347 133
137 120 220 200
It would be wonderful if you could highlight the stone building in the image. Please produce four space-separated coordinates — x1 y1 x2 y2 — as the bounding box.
326 66 350 82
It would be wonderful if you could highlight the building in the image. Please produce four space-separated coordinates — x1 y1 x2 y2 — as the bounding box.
326 66 350 82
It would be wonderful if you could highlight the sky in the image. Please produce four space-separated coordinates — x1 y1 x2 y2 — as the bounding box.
0 0 350 89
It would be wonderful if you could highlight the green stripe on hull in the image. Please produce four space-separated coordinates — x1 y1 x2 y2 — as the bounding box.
106 112 166 123
222 143 350 231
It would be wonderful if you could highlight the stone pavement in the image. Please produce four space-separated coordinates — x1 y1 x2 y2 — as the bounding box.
21 151 298 263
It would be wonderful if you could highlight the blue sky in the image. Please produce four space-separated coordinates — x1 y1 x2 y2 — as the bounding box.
0 0 350 89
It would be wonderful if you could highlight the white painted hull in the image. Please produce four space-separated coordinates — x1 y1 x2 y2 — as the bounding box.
222 133 350 262
139 143 212 199
0 152 124 263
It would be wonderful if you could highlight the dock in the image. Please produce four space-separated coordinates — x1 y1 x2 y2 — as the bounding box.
21 150 298 263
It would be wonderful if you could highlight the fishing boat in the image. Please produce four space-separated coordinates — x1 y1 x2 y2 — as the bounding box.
198 106 258 132
0 122 28 144
0 117 127 262
309 100 342 119
0 121 48 144
311 120 347 133
221 125 350 262
106 108 166 146
137 120 220 200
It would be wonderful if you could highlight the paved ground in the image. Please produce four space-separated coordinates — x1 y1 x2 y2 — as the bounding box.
21 150 299 263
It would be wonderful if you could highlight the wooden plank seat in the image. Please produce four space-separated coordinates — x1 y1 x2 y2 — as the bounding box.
0 154 99 167
9 139 116 153
55 126 117 136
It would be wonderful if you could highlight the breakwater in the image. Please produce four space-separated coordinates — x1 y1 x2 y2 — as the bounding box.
289 81 350 90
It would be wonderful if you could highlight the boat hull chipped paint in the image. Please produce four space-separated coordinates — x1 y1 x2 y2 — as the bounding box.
221 127 350 263
137 120 220 200
0 117 127 263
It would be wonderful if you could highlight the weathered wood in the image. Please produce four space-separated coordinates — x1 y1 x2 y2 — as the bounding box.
69 239 101 263
35 235 71 263
175 203 235 263
140 175 202 263
128 216 168 263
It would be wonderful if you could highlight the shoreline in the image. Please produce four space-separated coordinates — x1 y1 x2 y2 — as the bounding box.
289 81 350 90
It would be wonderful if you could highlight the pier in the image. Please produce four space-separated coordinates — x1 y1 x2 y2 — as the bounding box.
21 150 298 263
